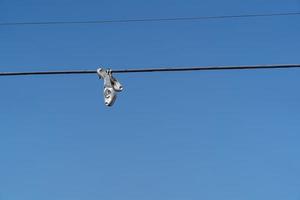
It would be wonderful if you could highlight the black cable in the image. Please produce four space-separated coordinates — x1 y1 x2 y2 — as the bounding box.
1 64 300 76
0 70 95 76
113 64 300 73
1 12 300 26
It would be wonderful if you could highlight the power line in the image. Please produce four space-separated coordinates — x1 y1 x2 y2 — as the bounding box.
2 64 300 107
113 64 300 73
0 70 95 76
1 12 300 27
1 64 300 76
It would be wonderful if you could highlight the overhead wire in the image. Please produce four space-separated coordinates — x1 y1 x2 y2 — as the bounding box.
1 64 300 76
0 12 300 26
2 64 300 106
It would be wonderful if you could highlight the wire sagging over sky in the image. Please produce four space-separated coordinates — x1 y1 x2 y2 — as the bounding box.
1 64 300 76
1 64 300 106
0 12 299 27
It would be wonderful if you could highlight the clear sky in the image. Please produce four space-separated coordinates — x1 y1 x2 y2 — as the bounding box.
1 0 300 199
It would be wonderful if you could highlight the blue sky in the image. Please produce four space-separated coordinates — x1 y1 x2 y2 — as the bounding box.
1 0 300 199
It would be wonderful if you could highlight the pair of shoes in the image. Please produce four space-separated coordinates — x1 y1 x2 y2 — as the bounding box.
97 68 123 107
